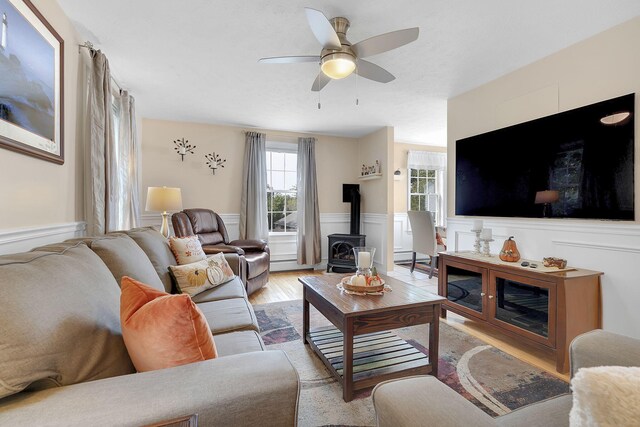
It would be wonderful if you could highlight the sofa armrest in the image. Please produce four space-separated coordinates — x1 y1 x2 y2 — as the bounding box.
0 350 299 427
372 376 496 427
570 329 640 377
229 239 270 254
202 244 245 256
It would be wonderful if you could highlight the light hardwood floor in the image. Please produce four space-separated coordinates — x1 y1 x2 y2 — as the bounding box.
250 267 569 382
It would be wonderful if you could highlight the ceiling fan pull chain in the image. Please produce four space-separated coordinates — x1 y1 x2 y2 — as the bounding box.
318 86 321 110
355 66 359 106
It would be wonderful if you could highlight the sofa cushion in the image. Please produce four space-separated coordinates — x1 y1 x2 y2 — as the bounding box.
191 276 246 303
169 235 207 265
0 243 134 399
214 331 265 357
198 298 259 334
124 227 177 293
120 277 217 372
70 234 165 292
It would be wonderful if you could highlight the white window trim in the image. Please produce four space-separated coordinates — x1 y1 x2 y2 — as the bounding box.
266 140 298 235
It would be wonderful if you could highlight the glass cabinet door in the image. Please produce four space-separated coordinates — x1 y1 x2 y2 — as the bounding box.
441 261 488 320
489 272 556 347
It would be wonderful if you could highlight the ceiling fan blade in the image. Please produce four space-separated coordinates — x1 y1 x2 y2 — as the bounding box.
311 72 331 92
305 8 341 49
352 27 419 58
357 59 395 83
258 55 320 64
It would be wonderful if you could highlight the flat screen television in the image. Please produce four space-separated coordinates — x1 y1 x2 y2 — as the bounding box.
456 93 635 220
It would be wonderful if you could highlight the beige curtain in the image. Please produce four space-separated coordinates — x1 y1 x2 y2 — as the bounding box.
85 50 140 234
240 132 268 240
297 137 321 264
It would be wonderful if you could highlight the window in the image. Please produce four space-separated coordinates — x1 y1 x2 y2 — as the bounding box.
409 168 439 215
266 150 297 233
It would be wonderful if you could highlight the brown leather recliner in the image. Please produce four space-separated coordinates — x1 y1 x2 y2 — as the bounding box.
171 208 270 295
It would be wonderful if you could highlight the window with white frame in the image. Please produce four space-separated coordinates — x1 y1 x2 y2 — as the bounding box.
266 148 297 233
409 168 439 213
407 151 447 226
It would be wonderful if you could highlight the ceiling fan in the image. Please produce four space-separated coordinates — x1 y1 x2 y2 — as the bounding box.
259 8 419 92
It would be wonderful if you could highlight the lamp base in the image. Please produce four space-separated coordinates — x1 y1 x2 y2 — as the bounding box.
160 212 170 238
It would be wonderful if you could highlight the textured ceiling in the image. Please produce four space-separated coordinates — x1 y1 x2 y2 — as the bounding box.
58 0 640 146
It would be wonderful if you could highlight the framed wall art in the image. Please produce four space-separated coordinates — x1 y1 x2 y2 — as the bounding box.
0 0 64 164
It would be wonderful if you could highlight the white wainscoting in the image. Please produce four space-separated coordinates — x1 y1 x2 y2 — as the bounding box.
0 222 86 255
362 213 388 274
393 213 413 262
446 217 640 339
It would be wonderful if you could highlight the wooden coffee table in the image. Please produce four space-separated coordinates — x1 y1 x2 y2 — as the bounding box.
299 274 445 402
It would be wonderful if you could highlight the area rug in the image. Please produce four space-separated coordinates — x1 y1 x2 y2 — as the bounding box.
254 299 569 427
394 259 438 276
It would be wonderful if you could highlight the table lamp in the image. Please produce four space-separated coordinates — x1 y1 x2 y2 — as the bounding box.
145 187 183 238
535 190 559 218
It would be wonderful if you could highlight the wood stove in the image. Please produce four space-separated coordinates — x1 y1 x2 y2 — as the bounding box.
327 233 366 272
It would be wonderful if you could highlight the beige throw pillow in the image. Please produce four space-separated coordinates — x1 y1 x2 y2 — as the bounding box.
169 253 236 297
169 236 206 265
570 366 640 427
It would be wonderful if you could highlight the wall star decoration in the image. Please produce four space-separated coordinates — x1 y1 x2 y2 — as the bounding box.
173 137 196 161
205 152 226 175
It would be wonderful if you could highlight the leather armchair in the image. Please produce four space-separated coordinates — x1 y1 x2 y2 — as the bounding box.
172 208 270 295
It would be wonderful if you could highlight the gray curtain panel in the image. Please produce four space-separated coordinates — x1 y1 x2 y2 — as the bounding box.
240 132 269 240
115 91 141 230
86 51 140 234
85 50 113 235
297 137 321 264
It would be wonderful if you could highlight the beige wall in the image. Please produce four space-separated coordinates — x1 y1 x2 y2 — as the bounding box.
141 119 359 215
393 143 447 213
447 17 640 221
357 126 395 269
357 127 393 214
0 0 85 230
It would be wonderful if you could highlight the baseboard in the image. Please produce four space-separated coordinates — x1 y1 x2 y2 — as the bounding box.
0 222 86 255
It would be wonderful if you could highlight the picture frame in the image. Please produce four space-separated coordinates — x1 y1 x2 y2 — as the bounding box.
0 0 64 164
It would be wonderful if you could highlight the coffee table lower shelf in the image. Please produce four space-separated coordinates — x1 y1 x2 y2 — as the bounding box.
307 326 431 390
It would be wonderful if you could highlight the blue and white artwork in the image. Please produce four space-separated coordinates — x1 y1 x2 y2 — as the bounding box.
0 0 55 141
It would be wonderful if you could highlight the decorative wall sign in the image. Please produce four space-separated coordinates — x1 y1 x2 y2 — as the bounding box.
205 152 226 175
0 0 64 164
173 137 195 161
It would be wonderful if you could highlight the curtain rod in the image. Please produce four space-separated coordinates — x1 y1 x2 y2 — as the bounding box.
78 41 126 93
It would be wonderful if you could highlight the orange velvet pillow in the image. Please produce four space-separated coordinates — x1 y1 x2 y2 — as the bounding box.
120 276 217 372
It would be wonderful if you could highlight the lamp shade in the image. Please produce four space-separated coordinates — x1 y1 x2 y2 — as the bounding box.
535 190 559 204
145 187 183 212
321 52 356 79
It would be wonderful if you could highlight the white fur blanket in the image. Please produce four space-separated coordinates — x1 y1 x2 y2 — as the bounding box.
570 366 640 427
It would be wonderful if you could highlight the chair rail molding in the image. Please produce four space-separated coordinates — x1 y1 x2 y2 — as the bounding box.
0 222 86 255
445 216 640 340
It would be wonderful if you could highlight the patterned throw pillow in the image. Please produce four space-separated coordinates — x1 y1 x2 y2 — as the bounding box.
169 253 236 297
169 236 206 265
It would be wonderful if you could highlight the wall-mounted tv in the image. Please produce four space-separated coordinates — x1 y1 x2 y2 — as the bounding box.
456 93 635 220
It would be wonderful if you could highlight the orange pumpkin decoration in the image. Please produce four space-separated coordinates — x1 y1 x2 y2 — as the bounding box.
499 236 521 262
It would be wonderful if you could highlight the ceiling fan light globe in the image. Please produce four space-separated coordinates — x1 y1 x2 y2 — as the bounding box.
321 53 356 79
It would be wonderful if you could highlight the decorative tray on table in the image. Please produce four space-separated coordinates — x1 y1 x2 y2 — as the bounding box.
340 276 386 293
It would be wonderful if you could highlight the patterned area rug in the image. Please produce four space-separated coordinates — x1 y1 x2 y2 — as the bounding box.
254 299 569 427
